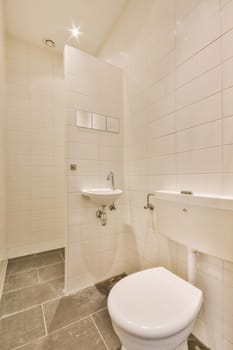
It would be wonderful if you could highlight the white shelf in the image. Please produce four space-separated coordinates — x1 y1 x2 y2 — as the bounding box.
155 190 233 262
155 191 233 211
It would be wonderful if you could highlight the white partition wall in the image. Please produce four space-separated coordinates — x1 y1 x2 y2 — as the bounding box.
0 0 7 264
64 45 125 293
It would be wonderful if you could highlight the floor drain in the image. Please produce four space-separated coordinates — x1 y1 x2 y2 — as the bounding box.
188 334 210 350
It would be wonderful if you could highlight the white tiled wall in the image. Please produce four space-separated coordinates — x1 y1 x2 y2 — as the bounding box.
99 0 233 348
0 0 7 262
64 45 124 293
6 35 65 258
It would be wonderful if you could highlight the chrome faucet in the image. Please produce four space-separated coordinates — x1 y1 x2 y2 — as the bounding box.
106 171 115 190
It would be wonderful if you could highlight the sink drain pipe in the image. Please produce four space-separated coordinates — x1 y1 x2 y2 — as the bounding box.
188 248 198 285
96 205 107 226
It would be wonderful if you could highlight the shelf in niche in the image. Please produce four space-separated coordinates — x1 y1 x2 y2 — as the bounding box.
76 109 120 134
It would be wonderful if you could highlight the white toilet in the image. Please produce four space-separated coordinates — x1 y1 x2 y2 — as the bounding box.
108 267 203 350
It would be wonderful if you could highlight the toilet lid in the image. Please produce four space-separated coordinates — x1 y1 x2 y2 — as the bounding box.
108 267 203 339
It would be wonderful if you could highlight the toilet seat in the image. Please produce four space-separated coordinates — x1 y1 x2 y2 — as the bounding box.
108 267 202 339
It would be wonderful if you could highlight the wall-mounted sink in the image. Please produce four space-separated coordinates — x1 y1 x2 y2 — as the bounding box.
82 188 123 206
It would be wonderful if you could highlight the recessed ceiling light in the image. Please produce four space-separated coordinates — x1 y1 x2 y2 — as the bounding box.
69 24 81 40
44 39 55 48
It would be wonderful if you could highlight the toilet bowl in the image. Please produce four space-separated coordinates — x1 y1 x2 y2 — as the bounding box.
108 267 203 350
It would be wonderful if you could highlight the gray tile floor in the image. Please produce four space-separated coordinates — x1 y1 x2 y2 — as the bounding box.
0 249 122 350
0 249 209 350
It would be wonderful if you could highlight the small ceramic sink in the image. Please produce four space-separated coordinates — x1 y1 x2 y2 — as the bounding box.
82 188 123 205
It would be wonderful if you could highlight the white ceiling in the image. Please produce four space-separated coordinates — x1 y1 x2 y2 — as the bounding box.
5 0 127 55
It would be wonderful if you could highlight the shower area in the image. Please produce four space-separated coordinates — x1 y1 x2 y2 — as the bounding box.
0 29 125 288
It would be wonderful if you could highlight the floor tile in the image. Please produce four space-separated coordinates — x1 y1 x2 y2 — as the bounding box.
53 248 65 260
35 251 63 268
0 306 45 350
38 263 64 283
95 273 126 296
188 334 210 350
3 270 38 293
6 256 38 275
18 317 107 350
43 286 106 333
93 308 121 350
6 250 64 276
0 277 64 316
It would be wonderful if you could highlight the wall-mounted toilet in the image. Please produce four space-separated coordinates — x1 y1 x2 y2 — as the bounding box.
108 267 202 350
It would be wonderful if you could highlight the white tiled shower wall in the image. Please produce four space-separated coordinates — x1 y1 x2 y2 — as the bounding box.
0 0 7 262
6 35 65 258
99 0 233 348
64 45 125 293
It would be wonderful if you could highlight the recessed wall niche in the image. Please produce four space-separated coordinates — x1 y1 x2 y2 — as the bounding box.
76 109 120 133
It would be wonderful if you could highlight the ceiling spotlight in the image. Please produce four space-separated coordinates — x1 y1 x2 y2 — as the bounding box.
69 24 81 40
44 39 55 48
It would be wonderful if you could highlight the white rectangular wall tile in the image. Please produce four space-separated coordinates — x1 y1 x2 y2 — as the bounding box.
148 134 176 157
176 93 222 131
176 66 221 110
148 113 175 139
223 145 233 172
6 35 65 258
177 147 222 174
221 0 233 34
176 120 222 152
223 57 233 89
222 29 233 61
223 116 233 144
176 39 221 88
223 86 233 117
176 0 220 65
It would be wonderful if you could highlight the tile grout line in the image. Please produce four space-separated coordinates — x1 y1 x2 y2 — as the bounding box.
147 90 221 125
41 303 48 336
36 267 40 284
13 307 108 350
2 272 39 294
2 265 120 349
6 268 36 277
11 307 109 350
6 260 64 278
174 25 233 69
43 307 108 337
7 250 62 263
176 62 221 91
3 269 122 350
90 314 110 350
0 295 63 320
1 275 64 300
47 307 108 336
2 274 65 297
59 250 65 261
12 335 48 350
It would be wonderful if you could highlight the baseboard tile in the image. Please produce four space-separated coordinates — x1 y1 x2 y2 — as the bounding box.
0 259 8 301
